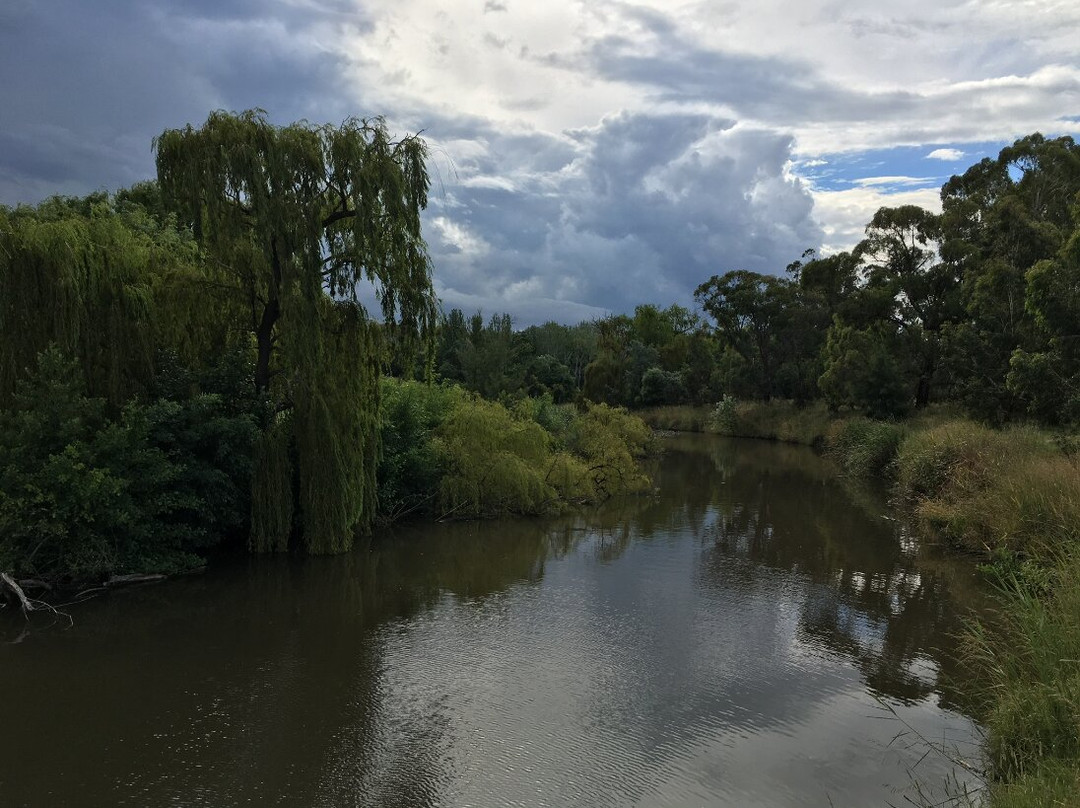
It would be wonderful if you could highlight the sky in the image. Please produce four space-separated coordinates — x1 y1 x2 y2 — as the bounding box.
2 0 1078 325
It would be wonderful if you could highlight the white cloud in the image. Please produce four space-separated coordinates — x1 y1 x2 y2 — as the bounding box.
925 148 965 160
812 186 942 255
852 176 940 188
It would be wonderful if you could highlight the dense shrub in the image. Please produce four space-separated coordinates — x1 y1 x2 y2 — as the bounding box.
436 395 560 518
376 381 652 521
0 348 257 580
377 379 461 519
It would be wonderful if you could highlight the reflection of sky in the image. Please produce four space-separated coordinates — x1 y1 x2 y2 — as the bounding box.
318 517 980 807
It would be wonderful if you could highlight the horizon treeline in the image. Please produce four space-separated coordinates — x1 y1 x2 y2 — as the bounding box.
437 133 1079 426
0 123 1077 581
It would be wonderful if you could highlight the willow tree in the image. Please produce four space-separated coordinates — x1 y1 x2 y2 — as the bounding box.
155 110 437 554
0 196 189 407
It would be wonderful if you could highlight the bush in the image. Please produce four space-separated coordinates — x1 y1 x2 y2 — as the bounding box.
707 395 739 434
0 348 256 580
378 379 461 519
378 384 653 521
565 403 652 499
824 417 905 478
436 395 560 518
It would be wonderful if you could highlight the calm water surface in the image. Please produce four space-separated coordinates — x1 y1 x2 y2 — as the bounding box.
0 436 987 806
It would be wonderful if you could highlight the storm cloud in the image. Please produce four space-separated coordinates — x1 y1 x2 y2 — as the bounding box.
3 0 1078 323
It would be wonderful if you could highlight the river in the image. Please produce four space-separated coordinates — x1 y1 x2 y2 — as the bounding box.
0 434 987 806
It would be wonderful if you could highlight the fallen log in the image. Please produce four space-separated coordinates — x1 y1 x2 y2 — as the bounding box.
1 572 35 612
105 573 167 588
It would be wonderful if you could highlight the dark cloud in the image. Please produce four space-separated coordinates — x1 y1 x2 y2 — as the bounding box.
1 1 823 325
587 31 919 123
0 0 360 203
424 112 821 325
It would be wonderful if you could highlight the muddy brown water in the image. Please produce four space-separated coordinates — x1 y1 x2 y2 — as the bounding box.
0 435 988 807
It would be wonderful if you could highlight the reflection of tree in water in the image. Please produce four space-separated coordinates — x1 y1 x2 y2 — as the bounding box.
0 518 565 807
1 435 987 806
662 434 979 709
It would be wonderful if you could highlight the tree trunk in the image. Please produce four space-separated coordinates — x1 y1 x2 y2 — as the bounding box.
254 296 280 393
254 239 284 393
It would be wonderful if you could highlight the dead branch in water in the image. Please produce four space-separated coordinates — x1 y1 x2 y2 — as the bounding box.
1 572 34 612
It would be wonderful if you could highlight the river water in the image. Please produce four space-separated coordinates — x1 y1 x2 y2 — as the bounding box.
0 435 987 807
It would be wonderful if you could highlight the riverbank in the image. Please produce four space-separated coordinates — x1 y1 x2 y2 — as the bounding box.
640 401 1080 806
0 378 654 598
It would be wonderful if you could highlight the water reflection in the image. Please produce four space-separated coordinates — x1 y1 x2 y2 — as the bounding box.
0 436 985 807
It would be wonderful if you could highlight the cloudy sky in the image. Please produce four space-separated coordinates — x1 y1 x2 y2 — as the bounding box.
2 0 1078 324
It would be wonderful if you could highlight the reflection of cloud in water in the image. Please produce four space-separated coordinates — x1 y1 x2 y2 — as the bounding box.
313 493 980 806
0 435 985 807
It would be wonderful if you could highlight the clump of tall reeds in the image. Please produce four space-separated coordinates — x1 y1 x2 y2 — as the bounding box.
636 404 712 433
962 548 1080 806
704 398 833 445
824 417 906 478
894 422 1079 555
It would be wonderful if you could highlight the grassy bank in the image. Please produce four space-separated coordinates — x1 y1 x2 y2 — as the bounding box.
643 399 1080 805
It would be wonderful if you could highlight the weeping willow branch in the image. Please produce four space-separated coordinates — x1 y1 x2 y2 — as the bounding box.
155 110 438 554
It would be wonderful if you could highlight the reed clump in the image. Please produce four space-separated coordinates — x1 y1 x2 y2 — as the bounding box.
636 404 712 433
824 417 906 478
894 422 1078 555
963 549 1080 806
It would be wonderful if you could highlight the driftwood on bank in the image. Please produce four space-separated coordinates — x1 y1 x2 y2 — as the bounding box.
1 572 35 612
105 573 167 588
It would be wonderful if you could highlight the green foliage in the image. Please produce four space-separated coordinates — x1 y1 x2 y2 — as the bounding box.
436 396 559 518
0 348 255 580
155 110 437 554
377 378 460 519
583 349 629 406
1005 235 1080 425
520 393 576 442
374 386 651 520
824 417 905 478
524 354 576 403
639 366 686 406
708 395 739 434
249 414 294 553
375 381 651 521
564 403 652 499
819 321 912 418
963 550 1080 798
0 194 197 408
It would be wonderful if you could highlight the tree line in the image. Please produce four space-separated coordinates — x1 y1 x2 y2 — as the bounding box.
436 134 1079 425
0 113 1076 582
